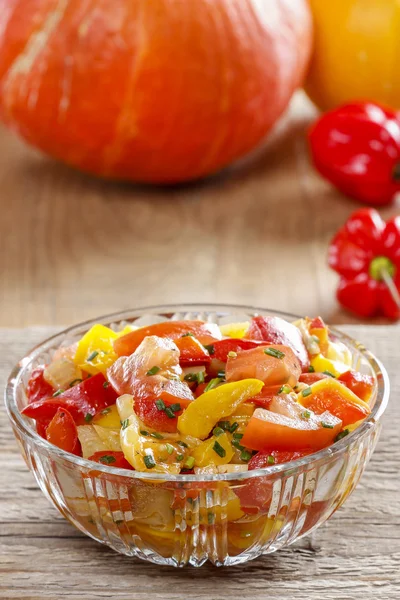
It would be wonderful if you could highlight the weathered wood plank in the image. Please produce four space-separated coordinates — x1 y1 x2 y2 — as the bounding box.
1 326 399 599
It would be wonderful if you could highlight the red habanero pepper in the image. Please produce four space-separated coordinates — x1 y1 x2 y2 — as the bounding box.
309 102 400 205
329 208 400 319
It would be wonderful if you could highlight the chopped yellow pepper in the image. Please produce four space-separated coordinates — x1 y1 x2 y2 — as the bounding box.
192 432 234 467
310 353 349 378
93 404 121 429
219 322 250 339
177 379 264 439
74 324 132 375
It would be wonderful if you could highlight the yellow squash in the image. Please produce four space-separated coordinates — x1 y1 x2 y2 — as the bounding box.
306 0 400 110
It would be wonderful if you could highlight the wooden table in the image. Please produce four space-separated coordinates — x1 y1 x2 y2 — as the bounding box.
1 325 399 599
0 92 398 329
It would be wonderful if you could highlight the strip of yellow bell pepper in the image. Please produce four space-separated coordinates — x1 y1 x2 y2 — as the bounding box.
219 322 250 339
310 353 349 378
177 379 264 439
74 324 132 375
192 432 234 467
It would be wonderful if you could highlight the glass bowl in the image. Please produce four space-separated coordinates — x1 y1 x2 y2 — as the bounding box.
4 305 389 567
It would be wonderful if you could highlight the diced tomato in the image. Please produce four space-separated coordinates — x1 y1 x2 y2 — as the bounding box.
45 408 81 455
211 339 266 362
26 367 54 404
338 370 375 402
22 373 117 425
299 372 330 385
246 316 310 370
174 336 211 366
114 321 220 357
242 407 342 452
226 345 301 388
131 378 193 433
300 379 370 427
310 317 325 329
88 451 134 470
249 448 313 470
251 385 282 409
36 421 48 439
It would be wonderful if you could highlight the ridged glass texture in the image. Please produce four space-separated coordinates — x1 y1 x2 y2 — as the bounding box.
5 305 389 567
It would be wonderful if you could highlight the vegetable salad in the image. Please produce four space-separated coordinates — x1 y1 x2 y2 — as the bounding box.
23 316 375 478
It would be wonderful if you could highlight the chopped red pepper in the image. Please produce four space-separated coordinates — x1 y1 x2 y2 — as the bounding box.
309 102 400 205
26 367 54 404
174 335 211 366
329 208 400 319
246 316 310 370
22 373 118 425
88 451 133 470
211 338 265 362
338 370 375 402
299 372 330 385
45 407 81 455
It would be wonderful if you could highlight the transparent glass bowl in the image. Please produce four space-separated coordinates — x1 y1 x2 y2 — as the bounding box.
5 305 389 567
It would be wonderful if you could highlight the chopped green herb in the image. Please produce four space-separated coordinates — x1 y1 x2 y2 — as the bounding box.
279 384 292 394
99 455 116 464
240 450 252 462
144 455 156 469
311 335 320 344
121 418 129 430
150 432 164 440
165 443 174 455
302 410 311 420
233 432 243 441
169 403 182 413
229 422 239 434
203 344 215 355
218 421 232 431
264 348 285 359
155 399 166 411
232 439 244 451
165 407 175 419
84 413 93 423
101 407 111 415
321 421 334 429
69 378 83 387
52 389 64 397
102 381 110 388
204 378 223 393
184 371 205 384
176 454 184 461
184 456 195 469
213 440 226 458
177 440 188 448
302 387 312 398
267 455 275 465
146 365 161 376
87 350 99 362
240 531 252 538
323 370 336 378
335 429 350 442
140 430 149 436
181 332 194 337
213 427 224 437
227 351 237 358
308 365 315 373
217 370 226 378
207 512 215 524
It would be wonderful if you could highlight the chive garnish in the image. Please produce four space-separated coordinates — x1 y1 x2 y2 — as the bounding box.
213 440 226 458
100 407 111 415
240 450 252 462
213 427 224 437
52 389 64 397
84 413 93 423
308 365 315 373
217 370 226 378
184 456 195 469
233 432 243 441
229 422 239 434
204 378 223 393
302 410 311 419
264 347 285 359
232 439 244 451
99 455 116 464
302 387 312 397
335 429 350 442
144 455 156 469
227 351 237 358
279 384 292 394
69 378 82 387
321 421 334 429
323 370 336 378
146 366 161 376
184 371 205 384
218 421 231 431
267 455 275 465
176 454 184 461
150 432 164 440
181 332 194 337
87 350 99 362
155 399 166 411
169 403 181 413
165 407 175 419
177 440 188 448
121 418 129 430
140 430 149 436
203 344 215 355
166 443 174 455
102 381 110 388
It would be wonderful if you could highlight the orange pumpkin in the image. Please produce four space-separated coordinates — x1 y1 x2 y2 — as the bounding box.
0 0 312 183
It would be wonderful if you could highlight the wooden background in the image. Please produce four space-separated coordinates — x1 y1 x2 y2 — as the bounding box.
1 92 399 329
1 325 399 599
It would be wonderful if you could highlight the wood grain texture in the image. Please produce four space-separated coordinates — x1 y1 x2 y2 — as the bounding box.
0 92 399 329
1 325 399 599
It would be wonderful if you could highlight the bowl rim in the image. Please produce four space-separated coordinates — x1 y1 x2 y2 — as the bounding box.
4 303 390 483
